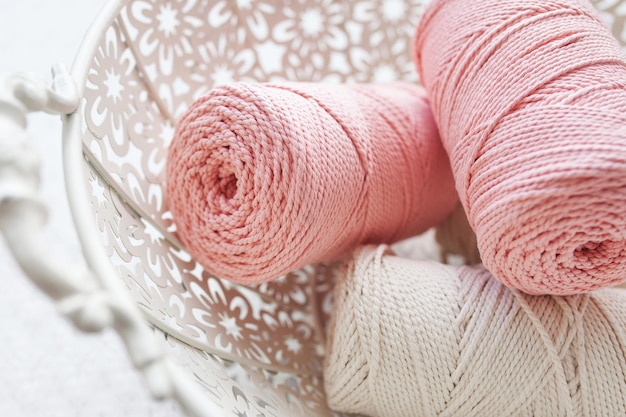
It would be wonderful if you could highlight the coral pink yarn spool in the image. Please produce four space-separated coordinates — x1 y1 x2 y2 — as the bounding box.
414 0 626 295
166 82 458 284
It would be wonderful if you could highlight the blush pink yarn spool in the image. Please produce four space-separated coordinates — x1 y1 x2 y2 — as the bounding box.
414 0 626 295
166 82 458 284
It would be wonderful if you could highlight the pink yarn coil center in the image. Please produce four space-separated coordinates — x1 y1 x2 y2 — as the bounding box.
415 0 626 295
166 82 458 284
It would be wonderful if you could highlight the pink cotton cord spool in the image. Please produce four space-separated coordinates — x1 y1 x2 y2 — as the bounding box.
413 0 626 295
166 82 458 284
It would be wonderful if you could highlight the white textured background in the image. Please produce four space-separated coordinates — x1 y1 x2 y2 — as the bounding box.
0 1 186 415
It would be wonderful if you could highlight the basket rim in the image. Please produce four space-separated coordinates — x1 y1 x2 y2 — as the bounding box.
62 0 131 299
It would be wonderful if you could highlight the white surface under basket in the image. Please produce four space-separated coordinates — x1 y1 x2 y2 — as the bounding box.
0 1 184 416
2 1 626 417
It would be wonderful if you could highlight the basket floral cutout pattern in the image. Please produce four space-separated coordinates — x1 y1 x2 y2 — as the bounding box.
78 0 626 415
85 161 326 374
159 330 339 417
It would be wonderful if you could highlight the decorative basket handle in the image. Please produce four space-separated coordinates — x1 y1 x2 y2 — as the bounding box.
0 65 218 417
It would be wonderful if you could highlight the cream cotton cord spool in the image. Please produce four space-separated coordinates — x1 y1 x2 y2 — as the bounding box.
323 245 626 417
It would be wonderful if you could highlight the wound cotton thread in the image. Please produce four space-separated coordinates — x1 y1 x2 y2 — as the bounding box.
414 0 626 295
166 82 458 284
324 245 626 417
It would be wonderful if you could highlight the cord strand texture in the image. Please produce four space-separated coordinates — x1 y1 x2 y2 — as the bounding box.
166 82 458 284
414 0 626 295
324 245 626 416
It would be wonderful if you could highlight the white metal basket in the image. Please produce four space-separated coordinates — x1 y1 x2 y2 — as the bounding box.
2 0 626 416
